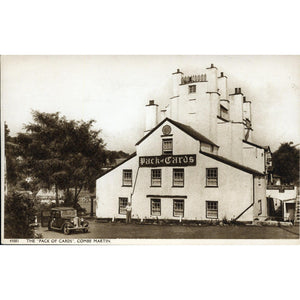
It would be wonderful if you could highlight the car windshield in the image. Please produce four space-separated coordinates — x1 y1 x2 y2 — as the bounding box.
61 210 77 218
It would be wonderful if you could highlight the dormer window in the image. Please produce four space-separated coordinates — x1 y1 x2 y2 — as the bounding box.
162 138 173 155
188 85 196 93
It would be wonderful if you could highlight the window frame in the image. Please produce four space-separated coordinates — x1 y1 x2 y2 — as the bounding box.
173 199 184 217
188 85 196 94
172 168 184 187
150 198 161 216
206 201 218 219
162 138 173 155
151 169 162 187
122 169 132 187
206 168 218 187
119 197 128 215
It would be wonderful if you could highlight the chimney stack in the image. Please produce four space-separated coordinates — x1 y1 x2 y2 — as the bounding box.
218 71 228 104
243 96 252 123
171 68 183 98
230 88 243 122
206 63 218 93
145 100 158 134
160 108 167 120
229 89 244 164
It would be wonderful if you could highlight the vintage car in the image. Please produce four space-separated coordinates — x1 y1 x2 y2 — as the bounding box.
48 207 89 235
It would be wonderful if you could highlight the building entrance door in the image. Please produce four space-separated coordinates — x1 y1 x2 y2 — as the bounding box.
285 203 295 222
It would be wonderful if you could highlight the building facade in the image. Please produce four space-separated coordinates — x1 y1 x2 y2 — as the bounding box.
96 64 270 222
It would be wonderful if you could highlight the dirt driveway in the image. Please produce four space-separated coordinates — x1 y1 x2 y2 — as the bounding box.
36 219 300 239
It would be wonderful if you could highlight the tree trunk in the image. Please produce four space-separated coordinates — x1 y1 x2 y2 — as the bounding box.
55 184 59 206
90 196 94 217
65 187 70 205
74 185 82 204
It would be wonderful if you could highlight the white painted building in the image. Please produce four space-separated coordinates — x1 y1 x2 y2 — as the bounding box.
96 64 270 222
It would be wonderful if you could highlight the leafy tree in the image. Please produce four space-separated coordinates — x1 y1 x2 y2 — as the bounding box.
17 111 108 206
5 191 36 238
105 150 130 165
4 123 19 187
272 142 299 185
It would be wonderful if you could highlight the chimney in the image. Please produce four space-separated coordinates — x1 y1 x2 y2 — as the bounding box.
218 71 228 102
145 100 158 134
206 64 218 93
208 92 219 144
230 88 243 122
172 68 183 98
243 96 252 124
243 96 252 141
228 88 244 163
160 108 167 120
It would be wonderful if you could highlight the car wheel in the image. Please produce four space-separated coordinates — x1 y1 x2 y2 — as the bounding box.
63 224 71 235
83 228 88 233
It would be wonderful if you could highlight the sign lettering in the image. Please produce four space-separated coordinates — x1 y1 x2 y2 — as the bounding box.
139 154 196 167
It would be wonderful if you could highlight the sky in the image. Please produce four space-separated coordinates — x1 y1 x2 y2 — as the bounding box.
1 55 299 154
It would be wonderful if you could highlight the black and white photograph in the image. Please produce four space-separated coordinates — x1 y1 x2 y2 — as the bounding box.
1 55 299 244
1 2 300 300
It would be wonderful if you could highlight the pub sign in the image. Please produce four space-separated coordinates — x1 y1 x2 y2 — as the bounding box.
139 154 196 167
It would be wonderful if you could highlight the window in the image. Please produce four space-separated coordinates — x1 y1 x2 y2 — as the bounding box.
258 200 262 215
151 169 161 187
119 197 128 215
173 199 184 217
206 201 218 219
206 168 218 187
173 168 184 187
151 199 161 216
162 138 173 155
189 85 196 93
122 169 132 186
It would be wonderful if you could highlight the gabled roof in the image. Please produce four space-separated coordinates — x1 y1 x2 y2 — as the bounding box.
96 152 137 179
136 118 218 147
200 151 264 176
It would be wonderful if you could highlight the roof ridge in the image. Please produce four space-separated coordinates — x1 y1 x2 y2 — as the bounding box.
136 117 218 147
200 150 264 176
169 119 218 147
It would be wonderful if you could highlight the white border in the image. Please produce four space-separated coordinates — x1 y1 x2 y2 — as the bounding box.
1 1 300 300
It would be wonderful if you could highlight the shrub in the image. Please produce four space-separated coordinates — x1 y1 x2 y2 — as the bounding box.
5 191 36 239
